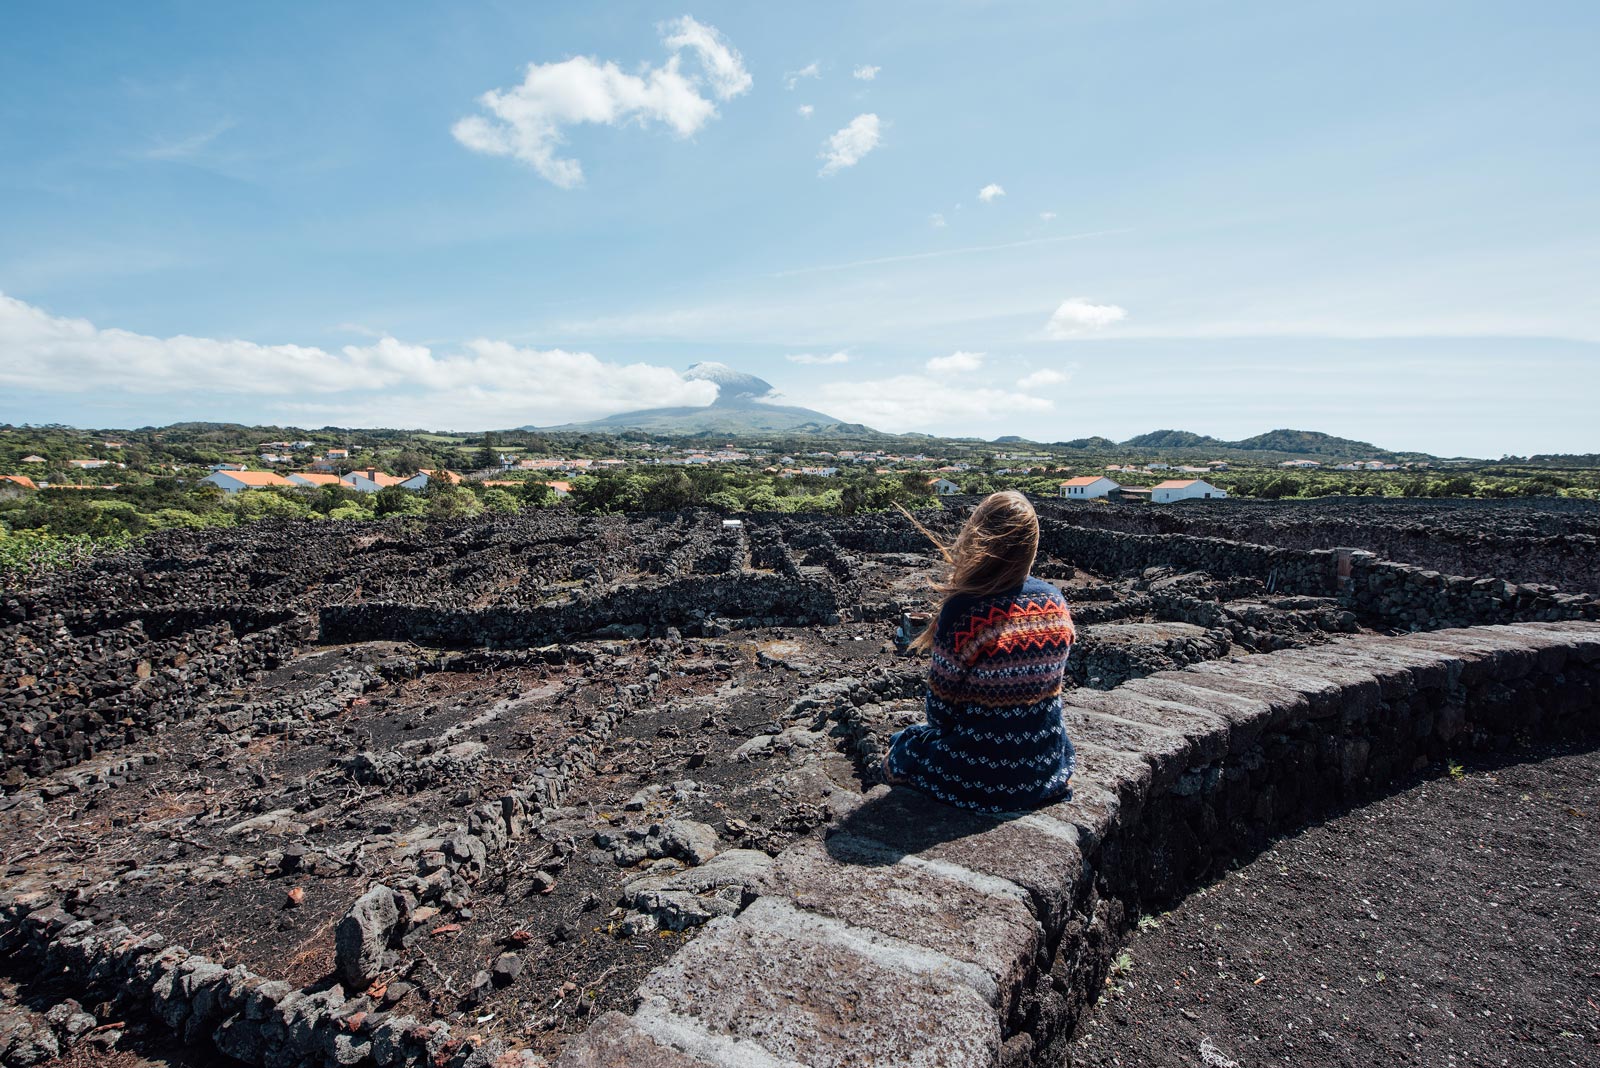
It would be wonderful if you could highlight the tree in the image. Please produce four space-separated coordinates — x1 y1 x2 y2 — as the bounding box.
742 486 780 512
224 490 315 523
372 486 425 517
519 480 554 507
328 502 374 521
426 485 483 519
482 489 519 514
393 449 428 476
476 433 499 471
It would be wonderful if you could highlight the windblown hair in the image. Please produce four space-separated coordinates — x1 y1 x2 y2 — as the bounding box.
900 490 1040 652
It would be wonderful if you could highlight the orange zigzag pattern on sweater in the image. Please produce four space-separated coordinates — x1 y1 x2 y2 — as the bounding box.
952 598 1075 656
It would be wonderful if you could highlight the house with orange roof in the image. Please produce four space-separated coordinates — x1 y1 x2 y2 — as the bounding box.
1151 478 1227 504
0 474 38 499
341 469 405 493
287 472 344 488
201 470 295 494
926 476 961 496
398 469 462 491
1059 475 1119 500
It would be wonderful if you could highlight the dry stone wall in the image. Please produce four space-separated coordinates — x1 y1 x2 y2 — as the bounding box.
556 621 1600 1068
1037 520 1600 632
1034 497 1600 592
318 572 841 648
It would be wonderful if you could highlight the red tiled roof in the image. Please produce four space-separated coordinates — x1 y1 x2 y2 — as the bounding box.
212 471 293 488
344 470 404 488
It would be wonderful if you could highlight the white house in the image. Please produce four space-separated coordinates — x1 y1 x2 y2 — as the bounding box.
927 477 961 496
342 469 405 493
398 469 461 491
201 471 294 494
287 472 343 489
1151 479 1227 504
1059 476 1119 500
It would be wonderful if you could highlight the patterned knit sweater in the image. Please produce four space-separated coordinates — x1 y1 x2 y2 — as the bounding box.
885 576 1077 813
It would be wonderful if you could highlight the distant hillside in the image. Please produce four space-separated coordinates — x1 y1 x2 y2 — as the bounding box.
1122 430 1219 449
1112 427 1407 460
1054 436 1119 450
534 363 875 436
1229 428 1387 456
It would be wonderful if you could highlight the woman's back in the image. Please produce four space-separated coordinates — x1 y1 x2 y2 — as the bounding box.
887 574 1076 813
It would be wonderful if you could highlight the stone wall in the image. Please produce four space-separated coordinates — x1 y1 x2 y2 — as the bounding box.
2 611 310 783
555 621 1600 1067
0 649 666 1068
1032 497 1600 592
317 572 841 647
1037 520 1600 631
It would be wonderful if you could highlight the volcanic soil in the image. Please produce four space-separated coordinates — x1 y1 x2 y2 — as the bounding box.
1064 743 1600 1068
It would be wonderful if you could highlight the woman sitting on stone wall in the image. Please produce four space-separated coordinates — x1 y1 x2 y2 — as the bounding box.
883 490 1078 813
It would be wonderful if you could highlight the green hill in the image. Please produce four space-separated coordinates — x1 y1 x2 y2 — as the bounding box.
1121 430 1219 449
1229 428 1388 456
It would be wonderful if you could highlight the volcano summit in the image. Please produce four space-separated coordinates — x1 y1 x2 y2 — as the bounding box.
532 362 872 436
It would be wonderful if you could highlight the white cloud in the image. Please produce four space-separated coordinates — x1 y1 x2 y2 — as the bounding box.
0 292 717 428
786 351 851 365
451 16 750 188
797 104 814 118
660 16 753 100
806 375 1051 433
1039 210 1057 221
978 183 1006 203
784 62 820 90
925 350 984 374
929 212 946 228
1017 368 1068 389
819 113 881 176
1044 298 1127 338
853 65 881 81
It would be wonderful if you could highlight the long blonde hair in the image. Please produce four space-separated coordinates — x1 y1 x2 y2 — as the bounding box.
899 490 1039 652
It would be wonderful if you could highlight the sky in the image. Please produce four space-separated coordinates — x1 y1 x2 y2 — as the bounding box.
2 1 1597 457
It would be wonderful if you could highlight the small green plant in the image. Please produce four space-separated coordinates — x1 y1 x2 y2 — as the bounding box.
1136 914 1161 933
1448 761 1465 781
1110 950 1134 976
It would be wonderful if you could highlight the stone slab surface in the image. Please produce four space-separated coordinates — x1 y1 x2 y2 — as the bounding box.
828 786 1085 930
756 833 1040 1009
636 897 1000 1068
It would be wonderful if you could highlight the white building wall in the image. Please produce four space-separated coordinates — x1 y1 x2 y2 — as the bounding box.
1152 480 1228 504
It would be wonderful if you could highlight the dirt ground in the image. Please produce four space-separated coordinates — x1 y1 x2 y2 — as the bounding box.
1064 743 1600 1068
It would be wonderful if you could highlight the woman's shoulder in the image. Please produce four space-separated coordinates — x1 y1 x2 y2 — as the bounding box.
1019 575 1068 605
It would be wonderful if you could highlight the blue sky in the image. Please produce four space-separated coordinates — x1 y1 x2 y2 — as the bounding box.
2 1 1597 456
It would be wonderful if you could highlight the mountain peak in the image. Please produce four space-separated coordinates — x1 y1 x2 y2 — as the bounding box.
681 363 777 406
